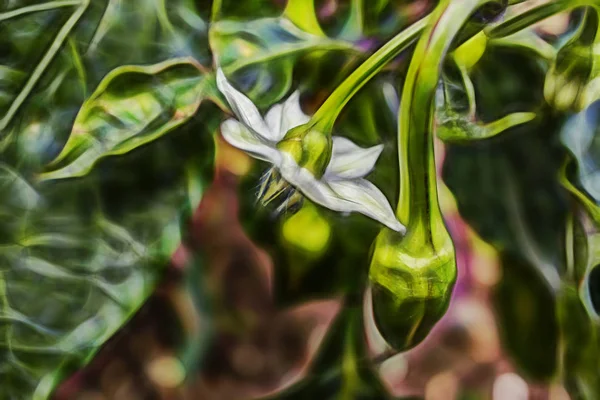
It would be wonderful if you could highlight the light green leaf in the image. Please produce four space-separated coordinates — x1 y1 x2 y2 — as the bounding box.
38 58 214 181
283 0 325 37
209 16 356 108
437 111 537 142
488 30 556 61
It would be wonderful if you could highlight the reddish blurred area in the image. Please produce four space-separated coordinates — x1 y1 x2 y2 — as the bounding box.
52 1 575 398
54 136 572 400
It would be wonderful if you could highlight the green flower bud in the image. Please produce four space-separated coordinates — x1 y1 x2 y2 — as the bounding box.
544 8 599 112
368 228 457 351
277 124 332 178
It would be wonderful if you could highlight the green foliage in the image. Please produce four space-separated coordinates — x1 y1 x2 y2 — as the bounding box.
40 59 214 181
494 254 559 381
0 164 176 399
444 47 567 381
209 14 356 108
4 0 600 398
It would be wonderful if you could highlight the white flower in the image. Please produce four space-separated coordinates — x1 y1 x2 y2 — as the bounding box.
216 69 404 232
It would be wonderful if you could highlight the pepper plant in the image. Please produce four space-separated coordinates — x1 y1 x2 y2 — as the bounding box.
2 0 600 398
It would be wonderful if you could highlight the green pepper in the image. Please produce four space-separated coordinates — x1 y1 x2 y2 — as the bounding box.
368 0 507 351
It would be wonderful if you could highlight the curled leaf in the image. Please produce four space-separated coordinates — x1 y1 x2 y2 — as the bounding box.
39 58 212 181
437 111 537 142
436 60 536 143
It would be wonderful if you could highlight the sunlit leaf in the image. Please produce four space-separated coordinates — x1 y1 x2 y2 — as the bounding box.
283 0 325 37
39 58 215 181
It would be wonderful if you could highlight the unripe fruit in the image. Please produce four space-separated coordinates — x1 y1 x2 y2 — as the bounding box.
368 228 457 351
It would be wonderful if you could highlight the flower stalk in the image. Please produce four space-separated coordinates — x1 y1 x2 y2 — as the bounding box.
308 16 430 134
367 0 507 352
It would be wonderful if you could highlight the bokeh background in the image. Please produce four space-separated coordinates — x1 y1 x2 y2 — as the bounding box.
1 0 595 399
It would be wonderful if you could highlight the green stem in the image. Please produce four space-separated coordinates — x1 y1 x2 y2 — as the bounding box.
308 0 575 136
310 15 430 133
0 0 80 21
396 0 504 242
488 0 600 39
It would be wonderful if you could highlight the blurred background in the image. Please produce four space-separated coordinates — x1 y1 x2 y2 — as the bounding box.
1 0 594 399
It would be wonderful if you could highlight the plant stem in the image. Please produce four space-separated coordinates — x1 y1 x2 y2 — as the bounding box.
488 0 600 39
0 0 89 132
310 16 429 133
396 0 504 244
309 0 599 139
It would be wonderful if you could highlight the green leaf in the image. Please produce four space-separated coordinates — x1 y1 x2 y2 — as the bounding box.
436 59 536 143
544 7 598 112
0 0 89 132
338 0 364 41
283 0 325 37
0 166 164 399
560 100 600 221
437 111 537 142
209 16 356 108
488 30 556 61
494 253 559 381
38 58 214 181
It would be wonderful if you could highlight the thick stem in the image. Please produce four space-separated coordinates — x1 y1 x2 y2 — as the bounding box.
310 16 429 133
396 0 504 245
488 0 600 39
309 0 589 136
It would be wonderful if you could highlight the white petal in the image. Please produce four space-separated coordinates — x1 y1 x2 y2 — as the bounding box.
220 119 280 163
265 103 285 141
324 136 384 180
328 179 404 232
281 91 310 133
278 155 403 232
265 91 310 142
216 69 271 139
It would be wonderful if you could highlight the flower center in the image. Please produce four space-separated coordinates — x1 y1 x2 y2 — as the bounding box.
257 167 304 214
277 124 332 178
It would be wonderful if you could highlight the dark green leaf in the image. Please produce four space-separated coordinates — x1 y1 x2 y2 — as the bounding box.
494 253 558 381
0 166 164 399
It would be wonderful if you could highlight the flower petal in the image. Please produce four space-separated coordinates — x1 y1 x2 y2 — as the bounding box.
279 154 403 231
220 119 280 163
265 91 310 141
328 178 404 232
281 91 310 133
265 103 284 141
216 69 271 139
324 136 384 180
